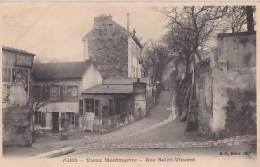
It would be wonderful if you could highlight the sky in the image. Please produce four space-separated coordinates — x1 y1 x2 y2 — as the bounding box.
1 2 168 62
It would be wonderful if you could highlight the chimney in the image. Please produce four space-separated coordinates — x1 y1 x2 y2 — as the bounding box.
133 29 136 36
127 13 130 31
246 6 254 33
94 14 112 29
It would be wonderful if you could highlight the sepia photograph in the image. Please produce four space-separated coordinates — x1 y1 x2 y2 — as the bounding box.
0 1 258 167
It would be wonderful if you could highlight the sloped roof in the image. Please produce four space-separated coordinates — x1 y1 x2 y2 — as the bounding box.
33 60 92 81
103 77 149 85
82 84 133 94
2 46 35 56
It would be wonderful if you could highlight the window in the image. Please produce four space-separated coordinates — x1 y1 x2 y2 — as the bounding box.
95 100 99 116
86 99 94 113
108 99 114 115
66 112 75 125
67 86 78 97
34 112 42 125
79 100 84 116
50 85 59 100
33 85 41 100
50 85 63 100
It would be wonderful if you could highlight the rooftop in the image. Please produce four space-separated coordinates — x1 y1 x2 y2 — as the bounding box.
2 46 35 56
82 84 133 94
218 31 256 38
83 15 142 49
102 77 149 85
33 60 92 81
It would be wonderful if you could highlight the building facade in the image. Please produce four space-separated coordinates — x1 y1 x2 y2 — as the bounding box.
81 78 148 132
82 15 143 79
32 61 102 132
2 46 35 146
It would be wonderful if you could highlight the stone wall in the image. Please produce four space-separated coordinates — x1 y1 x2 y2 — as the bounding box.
211 32 256 136
187 32 256 137
133 82 147 119
3 106 32 146
195 60 213 134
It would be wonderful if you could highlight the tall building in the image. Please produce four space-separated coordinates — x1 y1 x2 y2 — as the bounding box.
82 14 143 79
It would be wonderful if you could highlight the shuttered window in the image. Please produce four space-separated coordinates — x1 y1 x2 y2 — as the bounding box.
86 99 94 113
66 112 75 125
108 99 113 116
79 100 84 116
34 112 41 125
41 113 46 127
95 100 99 116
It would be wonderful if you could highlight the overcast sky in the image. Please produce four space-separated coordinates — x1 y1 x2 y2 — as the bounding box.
2 2 168 62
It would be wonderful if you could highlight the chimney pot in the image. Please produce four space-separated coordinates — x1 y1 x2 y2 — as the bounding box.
133 29 136 36
127 13 130 31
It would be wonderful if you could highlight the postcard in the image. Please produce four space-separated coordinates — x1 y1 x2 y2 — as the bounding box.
0 1 259 167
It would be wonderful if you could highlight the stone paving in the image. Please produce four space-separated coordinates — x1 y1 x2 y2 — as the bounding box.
69 91 257 155
76 135 257 151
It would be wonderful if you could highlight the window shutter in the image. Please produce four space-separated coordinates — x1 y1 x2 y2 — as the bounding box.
46 86 50 99
79 100 83 116
41 113 46 127
75 113 79 127
42 86 46 100
60 86 63 100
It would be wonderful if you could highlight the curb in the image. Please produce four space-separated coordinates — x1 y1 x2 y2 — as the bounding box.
92 135 257 150
32 147 75 158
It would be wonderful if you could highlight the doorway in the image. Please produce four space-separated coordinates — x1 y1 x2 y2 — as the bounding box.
52 112 59 133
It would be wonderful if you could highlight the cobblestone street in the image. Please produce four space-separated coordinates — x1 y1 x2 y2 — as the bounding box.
68 90 256 157
3 90 257 158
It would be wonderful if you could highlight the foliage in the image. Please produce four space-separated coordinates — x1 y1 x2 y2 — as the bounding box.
225 6 256 33
142 42 171 84
224 90 256 136
160 6 229 69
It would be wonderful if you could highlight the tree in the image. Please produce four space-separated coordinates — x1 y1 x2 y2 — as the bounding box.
225 6 247 33
143 42 171 84
225 6 256 33
160 6 228 67
27 81 61 139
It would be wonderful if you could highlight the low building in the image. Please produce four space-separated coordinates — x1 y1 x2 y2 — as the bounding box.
32 60 102 132
2 46 35 146
81 78 148 132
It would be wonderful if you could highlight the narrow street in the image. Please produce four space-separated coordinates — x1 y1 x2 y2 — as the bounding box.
67 90 256 158
3 90 256 158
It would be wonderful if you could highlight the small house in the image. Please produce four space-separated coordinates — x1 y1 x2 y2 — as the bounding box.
32 60 102 132
81 78 148 132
